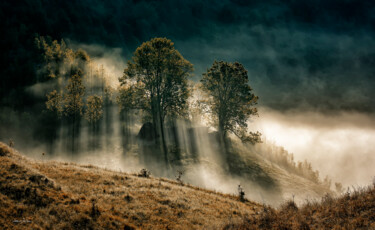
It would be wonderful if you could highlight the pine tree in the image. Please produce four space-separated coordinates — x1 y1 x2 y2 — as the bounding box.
85 95 103 124
64 70 85 152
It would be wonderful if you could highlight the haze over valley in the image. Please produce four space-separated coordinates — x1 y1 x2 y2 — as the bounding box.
1 1 375 229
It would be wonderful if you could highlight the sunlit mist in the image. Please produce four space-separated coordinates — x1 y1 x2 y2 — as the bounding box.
252 107 375 187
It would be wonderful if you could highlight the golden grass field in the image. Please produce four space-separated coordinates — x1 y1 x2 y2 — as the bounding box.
0 142 262 229
1 142 374 229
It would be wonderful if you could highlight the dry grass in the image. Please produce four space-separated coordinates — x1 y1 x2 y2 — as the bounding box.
0 142 262 229
3 141 374 229
224 186 375 229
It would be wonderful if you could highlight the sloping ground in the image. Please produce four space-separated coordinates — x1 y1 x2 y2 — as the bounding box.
0 142 262 229
221 142 333 205
224 186 375 229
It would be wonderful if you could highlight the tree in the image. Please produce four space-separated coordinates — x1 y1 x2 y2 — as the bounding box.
85 95 103 124
85 95 103 150
65 70 85 117
35 36 75 80
64 70 85 152
46 90 63 117
44 90 64 153
119 37 193 167
200 61 260 143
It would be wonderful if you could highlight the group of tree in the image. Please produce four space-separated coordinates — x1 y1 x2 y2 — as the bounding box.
35 36 331 187
37 36 110 152
256 140 334 189
39 36 261 167
118 37 261 168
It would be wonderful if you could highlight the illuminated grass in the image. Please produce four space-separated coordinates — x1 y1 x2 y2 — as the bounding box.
0 142 261 229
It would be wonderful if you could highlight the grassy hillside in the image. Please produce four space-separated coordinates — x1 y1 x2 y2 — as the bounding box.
224 186 375 229
0 142 262 229
2 142 373 229
213 141 333 205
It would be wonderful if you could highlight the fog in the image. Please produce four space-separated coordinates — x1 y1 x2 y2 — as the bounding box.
2 38 374 206
252 107 375 187
5 86 374 205
69 42 126 88
0 41 375 205
20 112 285 205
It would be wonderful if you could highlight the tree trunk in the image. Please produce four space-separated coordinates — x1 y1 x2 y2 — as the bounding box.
151 100 159 145
218 114 226 140
159 113 169 169
151 96 170 170
218 115 229 154
72 113 75 154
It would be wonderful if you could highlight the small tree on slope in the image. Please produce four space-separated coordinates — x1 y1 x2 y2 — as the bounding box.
200 61 261 144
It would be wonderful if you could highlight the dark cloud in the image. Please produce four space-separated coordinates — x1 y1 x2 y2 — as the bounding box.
1 0 375 112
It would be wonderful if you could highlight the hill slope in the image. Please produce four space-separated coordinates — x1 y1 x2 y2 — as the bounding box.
173 139 333 206
1 142 375 229
0 142 262 229
224 186 375 229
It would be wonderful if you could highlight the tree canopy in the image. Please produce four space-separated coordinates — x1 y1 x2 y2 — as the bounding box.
85 95 103 124
119 37 193 166
200 61 261 143
119 37 193 120
64 70 85 118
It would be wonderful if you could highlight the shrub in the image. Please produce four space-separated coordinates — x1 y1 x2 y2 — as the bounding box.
176 170 184 184
238 185 245 202
138 169 150 178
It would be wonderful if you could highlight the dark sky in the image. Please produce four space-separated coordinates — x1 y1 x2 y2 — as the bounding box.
2 0 375 113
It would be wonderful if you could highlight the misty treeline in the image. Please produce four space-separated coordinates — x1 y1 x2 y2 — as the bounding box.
34 36 115 153
39 36 335 188
117 38 262 169
0 34 333 188
255 139 334 190
37 37 261 166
